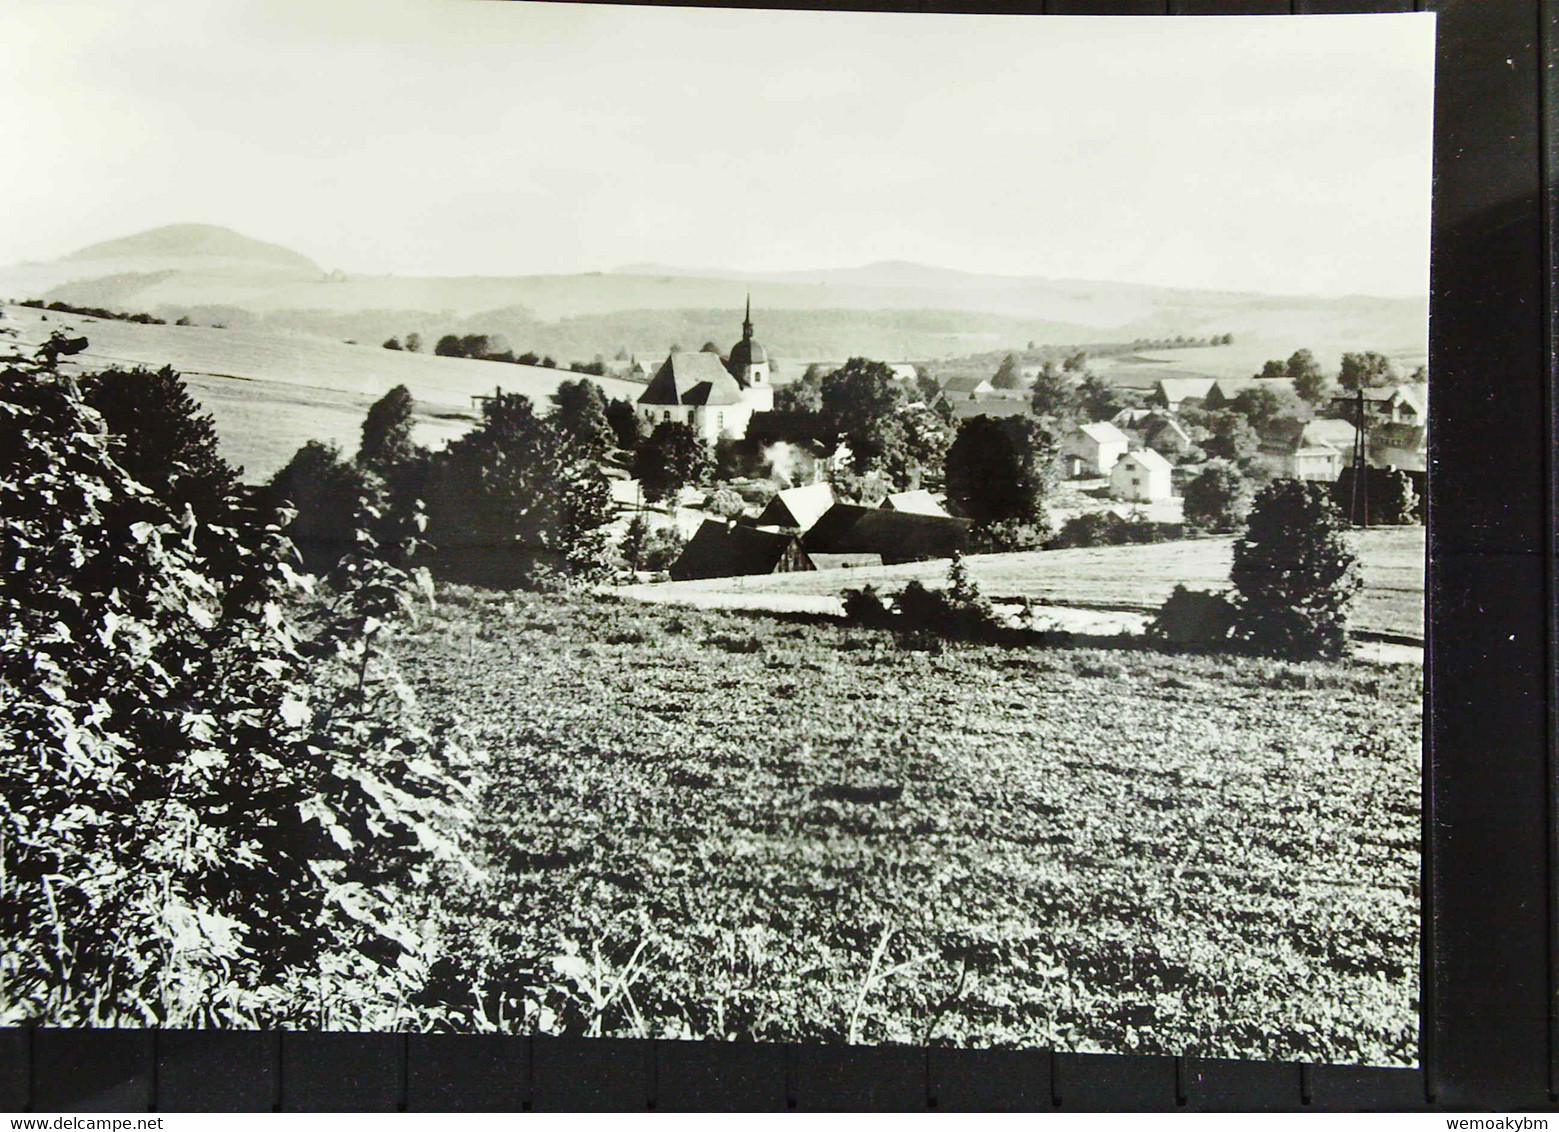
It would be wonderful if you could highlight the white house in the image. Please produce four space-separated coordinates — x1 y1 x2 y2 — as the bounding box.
1062 421 1130 477
1110 448 1174 502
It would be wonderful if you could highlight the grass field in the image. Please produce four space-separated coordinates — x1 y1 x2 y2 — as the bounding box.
395 588 1418 1065
4 304 643 480
628 527 1425 643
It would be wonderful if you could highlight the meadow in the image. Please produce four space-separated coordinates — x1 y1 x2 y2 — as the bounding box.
394 588 1419 1066
627 527 1426 643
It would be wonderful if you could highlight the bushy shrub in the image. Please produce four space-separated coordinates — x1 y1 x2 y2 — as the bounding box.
1230 480 1361 659
1334 465 1420 526
0 350 479 1027
1148 585 1238 648
890 556 1002 640
841 585 893 627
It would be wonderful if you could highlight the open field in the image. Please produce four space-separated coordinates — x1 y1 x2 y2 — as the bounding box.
395 589 1419 1064
623 527 1425 643
3 304 642 480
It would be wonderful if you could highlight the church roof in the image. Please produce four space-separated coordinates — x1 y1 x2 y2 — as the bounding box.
639 351 746 407
728 336 767 370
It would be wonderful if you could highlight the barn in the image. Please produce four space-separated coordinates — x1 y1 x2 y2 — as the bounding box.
670 520 814 581
803 504 969 564
756 482 837 532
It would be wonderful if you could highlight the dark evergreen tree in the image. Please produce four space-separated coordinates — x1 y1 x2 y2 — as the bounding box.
357 384 418 471
1230 480 1361 659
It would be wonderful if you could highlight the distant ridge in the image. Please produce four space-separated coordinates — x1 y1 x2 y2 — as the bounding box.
64 223 321 274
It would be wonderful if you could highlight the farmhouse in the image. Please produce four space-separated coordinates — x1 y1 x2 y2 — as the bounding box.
938 375 995 401
1146 377 1217 413
1327 383 1426 426
755 482 836 532
886 363 919 382
803 504 969 564
1265 419 1358 481
1203 376 1290 409
636 299 775 441
1110 448 1174 502
1061 421 1129 477
670 519 813 581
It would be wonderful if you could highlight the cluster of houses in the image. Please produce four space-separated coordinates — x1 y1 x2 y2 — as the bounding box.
669 483 968 582
631 305 1426 581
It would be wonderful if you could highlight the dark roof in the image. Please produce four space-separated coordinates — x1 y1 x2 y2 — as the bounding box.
639 352 746 407
802 504 970 564
728 336 767 372
670 519 812 581
746 411 840 445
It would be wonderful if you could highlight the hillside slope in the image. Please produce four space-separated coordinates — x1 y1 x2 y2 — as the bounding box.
4 304 642 481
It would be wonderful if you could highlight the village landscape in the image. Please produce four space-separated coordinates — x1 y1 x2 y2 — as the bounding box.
0 3 1430 1071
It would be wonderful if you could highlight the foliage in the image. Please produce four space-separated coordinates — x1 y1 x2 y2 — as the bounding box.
873 406 953 491
632 421 713 505
706 488 746 518
990 354 1022 390
1287 349 1327 404
1226 386 1290 429
1230 480 1362 659
1200 411 1261 464
383 337 402 351
0 350 479 1027
1148 585 1238 648
78 365 238 520
1338 351 1397 392
944 415 1059 543
603 397 644 450
839 584 893 627
828 470 889 508
1182 463 1252 533
549 378 614 458
424 392 615 585
1073 373 1121 423
1051 511 1182 549
1334 466 1420 526
267 440 368 573
357 384 418 472
1029 364 1075 419
820 358 907 469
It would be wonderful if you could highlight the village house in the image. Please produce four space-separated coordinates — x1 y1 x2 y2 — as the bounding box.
1061 420 1129 478
1202 376 1292 410
1146 376 1217 413
636 298 775 441
1110 448 1174 502
1327 382 1427 426
1264 418 1358 482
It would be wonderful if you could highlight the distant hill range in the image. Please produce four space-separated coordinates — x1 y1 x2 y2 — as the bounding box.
1 224 1428 366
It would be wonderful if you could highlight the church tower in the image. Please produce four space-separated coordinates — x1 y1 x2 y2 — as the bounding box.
727 294 773 410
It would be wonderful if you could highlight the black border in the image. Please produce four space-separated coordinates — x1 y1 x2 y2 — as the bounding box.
4 0 1552 1111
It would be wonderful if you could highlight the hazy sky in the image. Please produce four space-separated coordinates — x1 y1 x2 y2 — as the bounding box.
2 1 1434 297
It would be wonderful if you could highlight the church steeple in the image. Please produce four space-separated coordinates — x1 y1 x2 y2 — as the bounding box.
741 293 753 342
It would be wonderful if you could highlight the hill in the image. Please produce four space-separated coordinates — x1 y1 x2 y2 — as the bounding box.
3 225 1428 368
63 223 322 273
3 303 642 482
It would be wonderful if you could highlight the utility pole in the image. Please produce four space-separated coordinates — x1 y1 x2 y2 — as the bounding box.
1348 386 1370 528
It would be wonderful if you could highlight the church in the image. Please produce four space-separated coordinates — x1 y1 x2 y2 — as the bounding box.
635 298 775 442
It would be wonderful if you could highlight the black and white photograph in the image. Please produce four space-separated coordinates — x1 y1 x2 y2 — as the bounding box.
0 1 1431 1069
